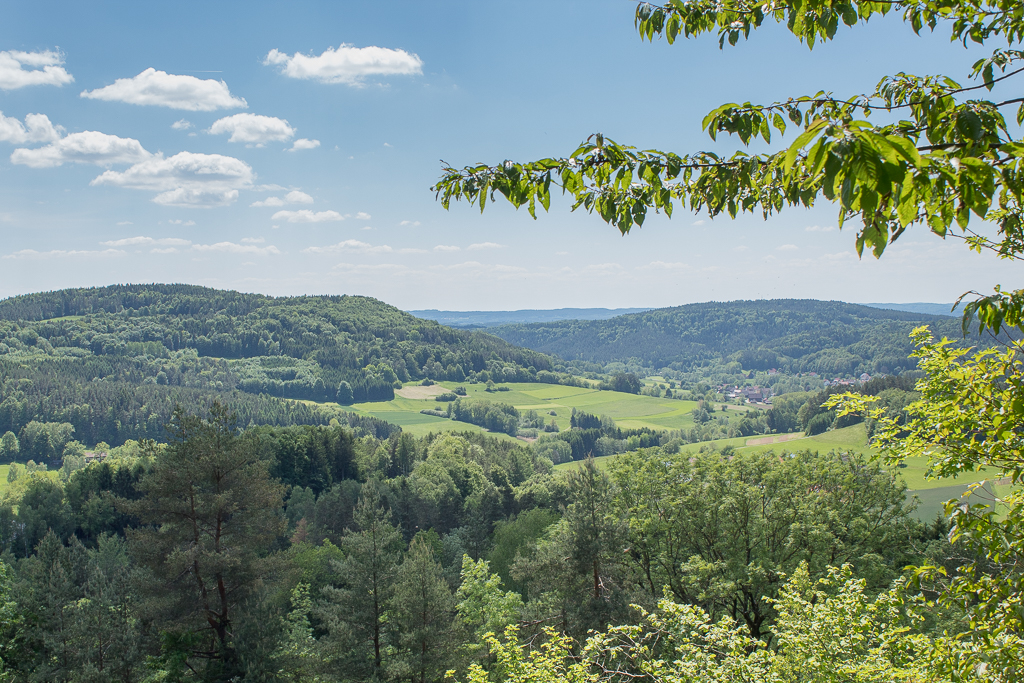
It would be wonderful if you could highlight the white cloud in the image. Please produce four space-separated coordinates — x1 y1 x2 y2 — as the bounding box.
192 241 280 255
3 248 122 259
285 190 313 204
241 236 265 243
271 209 343 223
354 211 371 220
734 245 749 252
468 242 506 250
399 220 420 227
116 221 133 225
208 113 294 145
289 138 320 151
805 225 836 232
153 188 239 207
150 247 178 254
167 219 195 226
264 44 423 86
0 112 62 144
101 236 192 247
171 119 192 130
81 68 247 111
91 151 254 207
11 131 151 168
0 50 74 90
777 244 799 251
434 245 460 252
304 239 392 254
692 219 706 226
252 191 313 207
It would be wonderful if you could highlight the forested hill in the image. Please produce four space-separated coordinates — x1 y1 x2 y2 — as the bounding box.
0 284 556 451
488 299 976 376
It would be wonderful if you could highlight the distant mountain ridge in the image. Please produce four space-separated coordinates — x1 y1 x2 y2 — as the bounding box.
862 302 964 317
485 299 980 376
407 307 652 328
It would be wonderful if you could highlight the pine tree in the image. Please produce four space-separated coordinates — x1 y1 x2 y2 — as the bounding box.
321 480 403 679
389 535 458 683
120 403 286 678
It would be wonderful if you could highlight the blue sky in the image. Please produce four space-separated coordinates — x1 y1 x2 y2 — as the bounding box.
0 0 1017 310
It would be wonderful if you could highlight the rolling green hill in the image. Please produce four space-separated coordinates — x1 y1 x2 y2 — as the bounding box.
0 284 561 451
489 299 979 376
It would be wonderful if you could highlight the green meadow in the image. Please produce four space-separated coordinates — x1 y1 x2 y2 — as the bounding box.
346 381 711 438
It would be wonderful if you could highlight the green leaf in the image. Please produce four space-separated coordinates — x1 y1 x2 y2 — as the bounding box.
784 119 827 174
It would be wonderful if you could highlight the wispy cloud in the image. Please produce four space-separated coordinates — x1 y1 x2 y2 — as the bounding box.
467 242 505 250
192 241 280 254
805 225 836 232
101 236 191 247
304 239 392 254
433 245 460 252
4 248 123 259
639 261 688 270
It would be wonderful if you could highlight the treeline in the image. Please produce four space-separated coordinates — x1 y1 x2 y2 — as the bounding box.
790 374 921 436
0 355 399 459
489 299 983 376
0 404 956 681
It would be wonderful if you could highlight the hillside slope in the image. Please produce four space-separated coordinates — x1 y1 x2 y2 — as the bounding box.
0 284 557 449
488 299 976 376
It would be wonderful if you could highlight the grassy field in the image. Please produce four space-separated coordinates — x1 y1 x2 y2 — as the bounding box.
0 464 7 496
347 381 708 438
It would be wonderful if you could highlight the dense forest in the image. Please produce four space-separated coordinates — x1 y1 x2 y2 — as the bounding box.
0 404 953 682
489 299 980 376
0 285 558 451
0 286 1015 682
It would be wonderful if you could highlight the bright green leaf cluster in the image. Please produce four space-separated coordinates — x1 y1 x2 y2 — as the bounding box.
830 329 1024 681
434 1 1024 267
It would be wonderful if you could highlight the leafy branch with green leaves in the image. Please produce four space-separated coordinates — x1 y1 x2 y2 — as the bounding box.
433 0 1024 323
